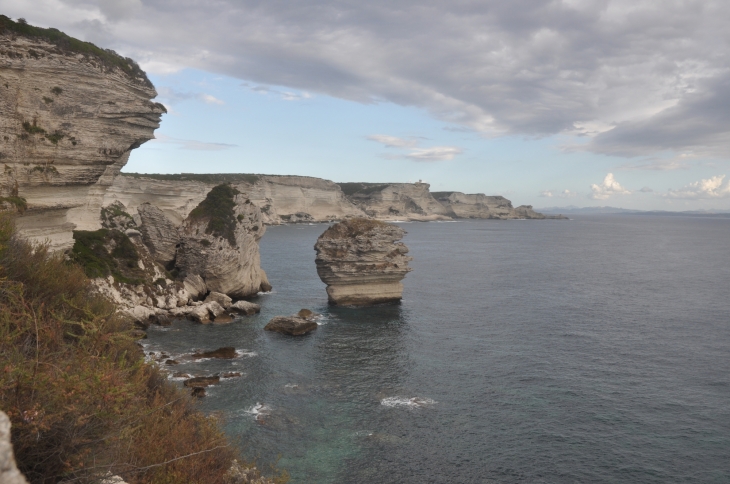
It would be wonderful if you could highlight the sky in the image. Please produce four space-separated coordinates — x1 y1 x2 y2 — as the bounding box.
2 0 730 210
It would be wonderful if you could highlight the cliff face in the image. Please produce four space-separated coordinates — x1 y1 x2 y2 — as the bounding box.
314 218 412 306
0 23 163 250
104 174 366 225
433 192 565 219
340 182 452 221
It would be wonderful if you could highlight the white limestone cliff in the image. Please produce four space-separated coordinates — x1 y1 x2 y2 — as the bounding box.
0 28 163 250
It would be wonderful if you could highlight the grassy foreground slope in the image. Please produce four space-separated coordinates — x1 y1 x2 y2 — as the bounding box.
0 214 281 483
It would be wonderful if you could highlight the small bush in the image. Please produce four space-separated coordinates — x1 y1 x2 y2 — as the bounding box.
51 86 63 95
21 120 45 135
42 96 53 104
188 184 240 246
71 228 144 284
45 131 64 144
0 196 27 213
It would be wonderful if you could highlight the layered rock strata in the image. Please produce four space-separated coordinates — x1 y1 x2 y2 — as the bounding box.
433 191 566 219
0 18 163 250
104 173 366 225
338 182 452 221
314 218 412 305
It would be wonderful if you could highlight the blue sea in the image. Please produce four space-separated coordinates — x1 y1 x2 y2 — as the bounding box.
144 215 730 483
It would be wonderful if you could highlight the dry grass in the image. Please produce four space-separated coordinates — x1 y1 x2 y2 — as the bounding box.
0 214 279 484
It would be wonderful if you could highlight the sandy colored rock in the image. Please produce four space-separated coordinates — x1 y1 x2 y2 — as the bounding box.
342 182 452 221
0 411 29 484
183 274 207 301
314 218 412 305
0 32 163 250
137 203 179 267
264 316 318 335
205 291 233 309
230 300 261 315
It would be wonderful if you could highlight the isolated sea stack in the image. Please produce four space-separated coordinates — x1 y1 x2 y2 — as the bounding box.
314 218 412 305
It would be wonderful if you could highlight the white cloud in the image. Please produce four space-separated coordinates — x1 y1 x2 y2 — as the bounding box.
540 189 576 198
367 135 418 148
665 175 730 199
201 94 224 105
404 146 462 162
590 173 631 200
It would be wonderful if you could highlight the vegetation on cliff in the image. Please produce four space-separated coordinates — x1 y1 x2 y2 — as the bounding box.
71 229 145 285
0 215 284 483
0 15 152 87
336 182 390 196
121 173 261 184
187 184 241 246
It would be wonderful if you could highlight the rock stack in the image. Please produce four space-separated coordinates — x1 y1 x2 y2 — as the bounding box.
314 218 412 306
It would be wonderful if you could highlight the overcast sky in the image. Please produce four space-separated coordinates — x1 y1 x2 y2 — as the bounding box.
3 0 730 209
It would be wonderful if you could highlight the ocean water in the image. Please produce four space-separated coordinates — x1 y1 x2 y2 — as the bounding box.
144 215 730 483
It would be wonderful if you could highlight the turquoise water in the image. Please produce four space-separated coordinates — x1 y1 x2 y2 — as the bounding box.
144 216 730 483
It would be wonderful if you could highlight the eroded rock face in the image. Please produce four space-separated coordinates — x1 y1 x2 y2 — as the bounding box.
432 192 516 219
176 185 271 298
0 27 163 250
314 218 412 305
137 203 178 267
341 182 451 221
0 411 29 484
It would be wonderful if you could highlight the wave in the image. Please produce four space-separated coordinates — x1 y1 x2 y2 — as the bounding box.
380 397 437 408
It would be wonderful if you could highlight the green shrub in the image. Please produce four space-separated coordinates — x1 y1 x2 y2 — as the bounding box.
50 86 63 95
45 131 64 144
337 182 390 196
21 120 45 135
0 196 27 213
188 184 240 246
71 228 144 284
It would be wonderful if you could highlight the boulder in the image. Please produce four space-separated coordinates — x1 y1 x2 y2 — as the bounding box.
229 300 261 315
188 305 212 324
137 203 180 267
183 274 207 301
264 316 318 336
314 218 412 305
192 347 237 359
0 411 29 484
191 387 206 397
205 291 233 309
184 376 220 387
297 308 320 321
220 372 242 378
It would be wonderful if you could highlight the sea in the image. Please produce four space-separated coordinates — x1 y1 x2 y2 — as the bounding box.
144 215 730 483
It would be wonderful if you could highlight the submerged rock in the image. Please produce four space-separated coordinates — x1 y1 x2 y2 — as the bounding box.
192 347 237 359
191 387 206 398
184 376 220 388
314 218 412 306
264 316 318 336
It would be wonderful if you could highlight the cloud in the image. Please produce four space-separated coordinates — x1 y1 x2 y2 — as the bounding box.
590 173 631 200
665 175 730 199
404 146 462 162
10 0 730 159
639 186 653 193
540 189 576 198
200 94 224 105
155 87 225 106
367 135 418 148
153 134 236 151
242 83 312 101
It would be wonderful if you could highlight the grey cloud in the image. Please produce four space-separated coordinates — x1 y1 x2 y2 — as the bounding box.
14 0 730 159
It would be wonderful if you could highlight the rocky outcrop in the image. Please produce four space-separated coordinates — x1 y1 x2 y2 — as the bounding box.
264 316 318 335
314 218 412 305
176 184 271 298
0 411 29 484
339 182 451 221
137 203 179 267
433 191 567 219
0 17 164 250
